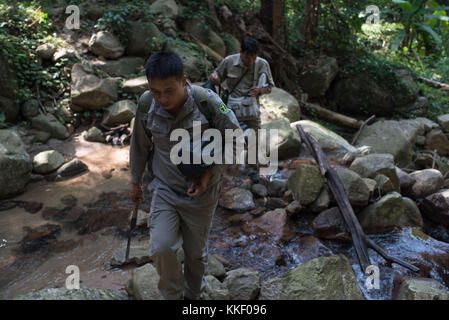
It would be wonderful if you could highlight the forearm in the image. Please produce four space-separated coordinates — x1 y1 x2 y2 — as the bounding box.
129 118 152 185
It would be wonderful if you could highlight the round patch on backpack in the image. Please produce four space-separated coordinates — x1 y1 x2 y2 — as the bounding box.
219 102 229 114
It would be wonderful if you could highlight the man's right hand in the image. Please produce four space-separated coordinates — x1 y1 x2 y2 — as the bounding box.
209 72 220 85
130 183 143 202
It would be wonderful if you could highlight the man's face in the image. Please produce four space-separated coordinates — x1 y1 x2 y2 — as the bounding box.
240 51 257 68
147 75 187 111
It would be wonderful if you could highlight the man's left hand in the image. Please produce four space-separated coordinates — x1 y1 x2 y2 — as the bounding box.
249 87 261 97
187 170 213 199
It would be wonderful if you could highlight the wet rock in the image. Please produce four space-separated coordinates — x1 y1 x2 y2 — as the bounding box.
396 167 416 193
55 158 88 179
89 31 124 59
111 240 152 267
200 275 230 300
402 197 423 229
20 224 61 253
355 121 413 167
31 131 52 144
282 189 294 202
251 183 268 198
70 63 118 111
102 100 137 126
259 255 364 300
287 164 324 206
426 129 449 156
0 129 32 199
285 200 302 217
241 208 295 243
415 117 439 133
261 118 302 160
31 113 70 140
437 114 449 133
265 197 288 209
310 187 330 213
312 207 351 242
22 201 43 214
267 178 287 197
14 287 129 300
122 76 148 95
285 235 334 265
223 268 260 300
409 169 444 199
33 150 65 174
374 174 395 196
297 56 338 97
36 43 56 60
92 57 144 77
363 178 377 199
128 263 163 300
335 167 370 207
259 87 301 122
396 277 449 300
349 153 399 191
227 213 252 225
249 207 266 217
420 190 449 227
205 254 226 279
219 187 255 211
84 127 105 143
358 192 421 234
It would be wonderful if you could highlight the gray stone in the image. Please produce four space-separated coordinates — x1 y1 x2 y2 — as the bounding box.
0 129 32 199
200 275 230 300
287 164 324 206
396 167 416 193
251 183 268 198
89 31 124 59
420 190 449 227
374 174 395 196
285 200 302 216
426 129 449 156
297 56 339 97
21 99 40 121
205 254 226 279
31 113 70 140
129 263 164 300
84 127 105 143
259 87 301 123
415 117 439 133
126 21 166 57
312 207 351 242
223 268 260 300
335 167 370 207
363 178 377 199
36 43 57 60
33 150 65 174
150 0 179 19
259 255 364 300
122 76 148 95
31 131 52 144
396 278 449 300
409 169 444 199
403 197 423 229
92 57 144 77
102 100 137 126
14 287 128 300
183 19 225 57
310 187 330 213
219 187 255 211
437 114 449 133
56 158 88 178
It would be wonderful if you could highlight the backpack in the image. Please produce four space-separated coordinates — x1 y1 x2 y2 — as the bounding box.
134 85 215 172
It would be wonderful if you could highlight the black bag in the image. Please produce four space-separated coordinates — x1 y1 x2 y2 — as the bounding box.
221 89 230 105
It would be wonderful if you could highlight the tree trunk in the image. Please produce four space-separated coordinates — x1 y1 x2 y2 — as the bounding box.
301 0 320 48
260 0 287 47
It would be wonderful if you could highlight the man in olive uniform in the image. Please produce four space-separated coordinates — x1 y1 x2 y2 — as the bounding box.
129 52 241 300
209 38 275 170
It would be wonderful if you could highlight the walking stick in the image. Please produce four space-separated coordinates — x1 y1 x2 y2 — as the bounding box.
125 200 139 262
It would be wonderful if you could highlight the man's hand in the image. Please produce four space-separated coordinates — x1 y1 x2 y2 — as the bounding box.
249 87 261 97
130 183 143 202
209 72 220 85
187 170 213 199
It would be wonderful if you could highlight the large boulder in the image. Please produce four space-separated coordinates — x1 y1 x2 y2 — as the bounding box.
297 56 338 97
164 41 212 83
349 153 399 191
425 129 449 156
329 69 418 117
102 100 137 126
31 113 70 140
122 76 148 95
70 63 118 111
223 268 260 300
150 0 179 19
259 87 301 123
259 255 364 300
14 287 128 300
261 118 302 160
0 129 32 199
128 263 164 300
420 189 449 227
437 114 449 133
287 164 324 206
183 19 225 57
200 275 230 300
92 57 144 77
335 167 371 207
358 192 422 234
396 278 449 300
409 169 444 199
88 31 125 59
126 21 166 57
355 121 413 167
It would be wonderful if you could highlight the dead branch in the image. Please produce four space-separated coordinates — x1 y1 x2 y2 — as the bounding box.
418 76 449 91
301 102 364 129
351 115 376 145
296 123 420 273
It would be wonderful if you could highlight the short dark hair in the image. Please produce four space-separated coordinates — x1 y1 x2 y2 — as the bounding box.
145 51 184 80
241 38 259 54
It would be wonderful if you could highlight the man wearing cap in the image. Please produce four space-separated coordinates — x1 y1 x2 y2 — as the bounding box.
129 51 241 300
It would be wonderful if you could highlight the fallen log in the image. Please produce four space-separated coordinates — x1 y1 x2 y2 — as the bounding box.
301 102 363 129
418 76 449 91
295 123 420 273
